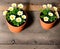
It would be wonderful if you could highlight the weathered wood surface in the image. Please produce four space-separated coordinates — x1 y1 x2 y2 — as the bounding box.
0 0 60 45
0 45 60 49
0 10 60 45
0 4 60 11
0 0 60 4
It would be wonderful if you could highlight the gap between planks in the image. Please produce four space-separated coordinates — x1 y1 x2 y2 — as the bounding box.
0 4 60 11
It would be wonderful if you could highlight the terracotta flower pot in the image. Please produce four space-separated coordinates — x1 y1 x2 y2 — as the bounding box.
40 18 56 30
7 21 26 33
6 12 27 33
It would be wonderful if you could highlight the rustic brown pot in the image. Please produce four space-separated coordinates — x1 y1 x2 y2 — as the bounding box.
6 13 27 33
40 18 56 30
7 21 26 33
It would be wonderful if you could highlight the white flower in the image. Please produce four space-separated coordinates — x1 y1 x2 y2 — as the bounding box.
42 4 47 8
8 7 14 11
47 4 52 8
53 6 57 11
16 17 22 22
22 15 26 19
11 3 16 7
44 17 49 21
18 3 23 9
55 12 59 18
48 12 53 16
3 11 7 16
10 15 16 20
17 11 23 16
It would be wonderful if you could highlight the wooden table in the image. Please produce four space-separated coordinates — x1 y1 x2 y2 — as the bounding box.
0 2 60 49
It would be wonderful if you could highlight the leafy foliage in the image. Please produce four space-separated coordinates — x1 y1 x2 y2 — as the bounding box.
6 8 26 27
40 8 57 23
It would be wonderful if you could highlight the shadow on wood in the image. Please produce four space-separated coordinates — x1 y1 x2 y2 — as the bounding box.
23 3 35 30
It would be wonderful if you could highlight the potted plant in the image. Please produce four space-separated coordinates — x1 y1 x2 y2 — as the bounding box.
3 3 27 33
40 4 59 30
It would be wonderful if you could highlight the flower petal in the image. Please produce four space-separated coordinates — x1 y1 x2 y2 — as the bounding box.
47 4 52 8
55 12 59 19
17 11 23 16
11 3 16 7
44 17 49 21
3 11 7 16
8 7 14 11
22 15 26 19
18 3 23 9
16 17 22 22
10 15 16 20
48 12 53 16
53 6 58 11
42 4 47 8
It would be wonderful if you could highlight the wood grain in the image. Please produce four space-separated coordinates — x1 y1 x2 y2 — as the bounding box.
0 3 60 45
0 45 60 49
0 4 60 11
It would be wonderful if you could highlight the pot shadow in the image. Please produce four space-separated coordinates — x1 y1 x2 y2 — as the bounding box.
23 3 35 30
24 11 34 29
53 18 60 27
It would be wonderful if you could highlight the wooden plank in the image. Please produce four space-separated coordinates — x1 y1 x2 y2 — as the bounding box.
0 3 60 45
0 4 41 11
0 0 60 5
0 45 60 49
0 11 60 45
0 4 60 11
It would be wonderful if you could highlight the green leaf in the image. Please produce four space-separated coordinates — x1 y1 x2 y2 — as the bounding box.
40 15 45 18
42 9 50 15
6 8 26 26
16 23 19 26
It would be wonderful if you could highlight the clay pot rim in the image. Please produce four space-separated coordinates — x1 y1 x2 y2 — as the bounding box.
6 20 26 27
39 11 57 24
6 11 27 28
39 17 56 24
39 18 56 24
